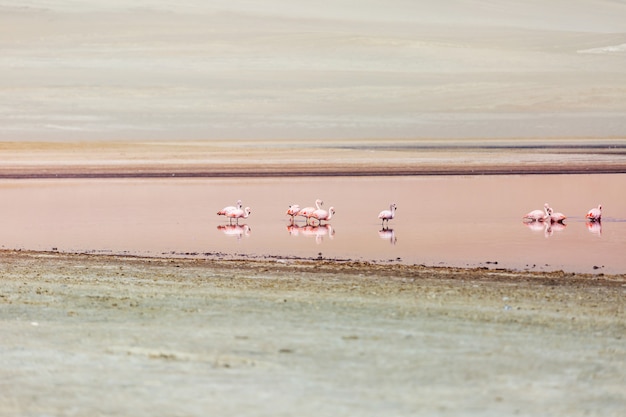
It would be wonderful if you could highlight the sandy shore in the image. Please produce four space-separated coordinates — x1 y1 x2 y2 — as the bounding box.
1 250 624 416
2 140 626 177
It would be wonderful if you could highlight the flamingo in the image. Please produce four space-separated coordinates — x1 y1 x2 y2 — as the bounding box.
225 207 251 224
378 203 397 226
586 204 602 222
523 203 549 222
296 199 323 224
545 205 566 224
217 200 242 216
310 207 335 225
286 204 301 221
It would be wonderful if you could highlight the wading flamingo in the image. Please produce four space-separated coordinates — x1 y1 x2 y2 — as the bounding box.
225 207 251 224
286 204 301 221
378 203 397 226
297 199 323 224
217 200 242 216
545 205 566 224
310 207 335 225
523 203 549 222
586 204 602 222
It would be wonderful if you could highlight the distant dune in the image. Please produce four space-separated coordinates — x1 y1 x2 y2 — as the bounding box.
1 0 625 141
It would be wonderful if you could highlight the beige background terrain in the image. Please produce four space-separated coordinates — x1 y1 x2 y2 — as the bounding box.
1 0 626 141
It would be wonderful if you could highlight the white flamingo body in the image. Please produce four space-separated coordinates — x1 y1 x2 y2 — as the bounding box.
310 207 335 225
523 203 550 222
225 207 251 224
523 209 546 222
286 204 301 218
296 199 323 223
586 204 602 221
378 203 397 225
545 205 566 224
217 200 242 216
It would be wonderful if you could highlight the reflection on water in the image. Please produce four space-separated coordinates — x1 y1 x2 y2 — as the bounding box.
378 228 397 245
287 224 335 244
0 174 625 274
586 221 602 237
217 224 251 239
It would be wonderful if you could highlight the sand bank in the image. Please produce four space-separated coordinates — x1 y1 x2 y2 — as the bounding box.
1 140 626 177
1 250 625 416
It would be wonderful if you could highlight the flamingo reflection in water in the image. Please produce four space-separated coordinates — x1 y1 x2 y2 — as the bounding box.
217 224 251 239
586 221 602 237
378 227 397 245
287 224 334 244
523 218 566 238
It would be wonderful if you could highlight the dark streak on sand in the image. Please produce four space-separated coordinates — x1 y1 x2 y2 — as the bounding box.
2 165 626 179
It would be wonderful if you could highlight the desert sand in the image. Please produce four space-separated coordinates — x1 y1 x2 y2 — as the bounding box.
1 1 626 141
1 250 625 416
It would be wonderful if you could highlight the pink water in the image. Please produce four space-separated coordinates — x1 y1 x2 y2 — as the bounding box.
1 174 624 274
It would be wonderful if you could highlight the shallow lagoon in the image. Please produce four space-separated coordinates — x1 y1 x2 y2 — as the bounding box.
1 174 624 274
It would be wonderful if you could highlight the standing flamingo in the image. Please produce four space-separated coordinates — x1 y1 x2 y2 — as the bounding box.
217 200 242 216
310 207 335 225
225 207 251 224
523 203 549 222
297 199 323 224
378 203 397 226
286 204 301 221
586 204 602 222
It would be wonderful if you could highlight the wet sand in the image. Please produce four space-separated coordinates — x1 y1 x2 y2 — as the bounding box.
1 250 625 416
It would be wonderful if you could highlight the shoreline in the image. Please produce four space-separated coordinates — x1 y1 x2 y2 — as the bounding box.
4 249 626 284
2 139 626 178
1 165 626 179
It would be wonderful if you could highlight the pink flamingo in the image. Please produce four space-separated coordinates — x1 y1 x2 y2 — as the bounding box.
523 203 549 222
310 207 335 225
297 199 323 224
225 207 251 224
286 204 301 221
586 204 602 222
378 203 397 226
545 204 566 224
217 199 242 216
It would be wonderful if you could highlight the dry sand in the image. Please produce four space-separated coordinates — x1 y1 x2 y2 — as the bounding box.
2 1 626 141
1 250 625 416
2 139 626 177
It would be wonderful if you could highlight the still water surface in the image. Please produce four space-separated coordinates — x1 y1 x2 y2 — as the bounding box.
0 174 624 274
